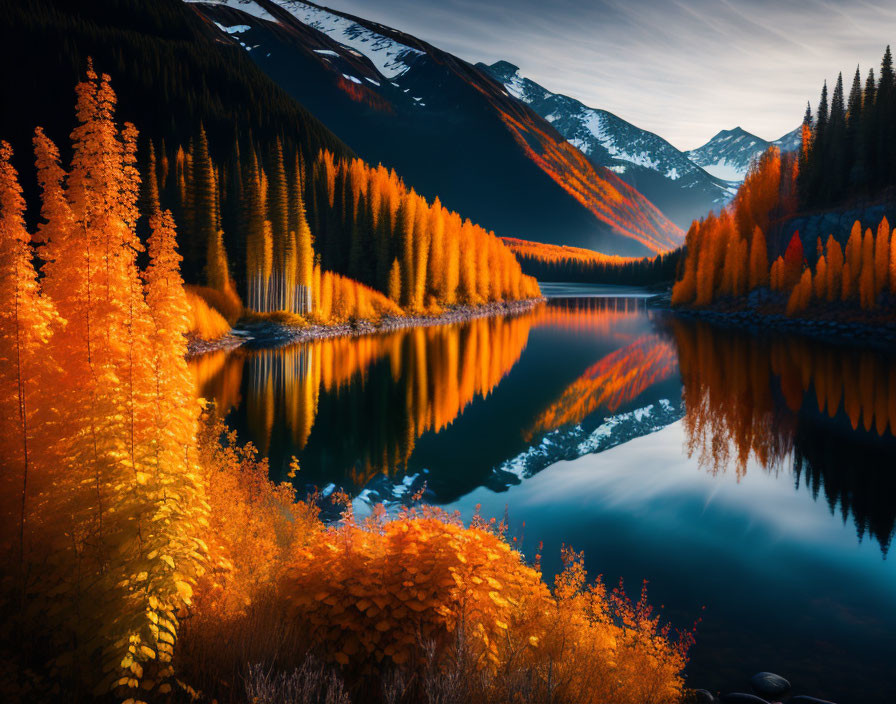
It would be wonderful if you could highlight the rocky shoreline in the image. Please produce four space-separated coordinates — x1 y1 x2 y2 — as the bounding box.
186 297 545 358
690 671 836 704
650 290 896 350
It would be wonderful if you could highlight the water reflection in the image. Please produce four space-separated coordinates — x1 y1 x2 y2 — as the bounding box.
191 298 896 556
527 334 678 440
191 292 896 703
196 313 538 487
667 318 896 553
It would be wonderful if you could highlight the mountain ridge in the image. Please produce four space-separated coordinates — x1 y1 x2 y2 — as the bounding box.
185 0 684 256
686 124 801 182
480 60 739 229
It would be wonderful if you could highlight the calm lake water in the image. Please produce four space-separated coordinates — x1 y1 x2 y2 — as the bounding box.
191 284 896 703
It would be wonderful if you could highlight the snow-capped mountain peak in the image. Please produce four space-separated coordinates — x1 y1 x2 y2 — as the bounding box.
686 125 800 182
191 0 424 79
273 1 423 79
481 60 736 228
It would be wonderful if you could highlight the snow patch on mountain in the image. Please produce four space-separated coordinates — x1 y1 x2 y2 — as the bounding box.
686 125 801 183
185 0 280 23
213 21 251 33
271 0 423 79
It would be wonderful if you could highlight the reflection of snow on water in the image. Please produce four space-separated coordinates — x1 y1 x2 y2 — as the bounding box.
493 399 682 485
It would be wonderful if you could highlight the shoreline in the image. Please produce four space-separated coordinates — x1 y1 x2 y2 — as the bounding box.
186 297 546 358
650 290 896 350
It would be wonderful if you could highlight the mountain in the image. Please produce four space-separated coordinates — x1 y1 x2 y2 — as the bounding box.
0 0 351 247
686 125 801 183
183 0 683 256
480 61 738 229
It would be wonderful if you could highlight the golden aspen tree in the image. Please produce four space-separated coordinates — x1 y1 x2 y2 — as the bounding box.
443 213 461 305
27 67 207 698
312 262 322 316
426 199 445 299
874 216 890 297
388 257 402 303
769 257 780 290
672 222 699 305
825 235 844 301
814 255 828 299
781 232 804 291
412 199 430 311
459 219 478 304
748 226 769 290
268 139 290 310
842 261 855 300
859 228 875 309
144 140 161 215
399 194 416 308
786 269 813 315
844 221 862 294
890 221 896 294
695 216 723 305
0 142 60 589
291 154 315 315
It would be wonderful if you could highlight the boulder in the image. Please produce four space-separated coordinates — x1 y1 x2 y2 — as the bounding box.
750 672 791 699
692 690 717 704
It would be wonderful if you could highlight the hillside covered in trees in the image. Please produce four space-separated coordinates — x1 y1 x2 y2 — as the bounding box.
0 0 540 330
670 46 896 324
798 46 896 208
504 238 681 285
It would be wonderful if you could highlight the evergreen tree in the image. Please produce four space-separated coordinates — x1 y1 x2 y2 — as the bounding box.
845 66 864 187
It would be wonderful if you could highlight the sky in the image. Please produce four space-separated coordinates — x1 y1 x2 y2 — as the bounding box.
321 0 896 151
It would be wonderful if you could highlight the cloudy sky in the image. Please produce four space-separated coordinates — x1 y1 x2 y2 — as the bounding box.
322 0 896 151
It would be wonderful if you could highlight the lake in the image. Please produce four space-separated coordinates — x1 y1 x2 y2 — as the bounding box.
191 283 896 703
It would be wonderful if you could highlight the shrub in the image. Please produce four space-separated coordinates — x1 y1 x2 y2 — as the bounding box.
179 415 690 704
186 283 244 324
186 289 232 339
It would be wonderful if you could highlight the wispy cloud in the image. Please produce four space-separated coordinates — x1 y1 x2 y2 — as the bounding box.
321 0 896 149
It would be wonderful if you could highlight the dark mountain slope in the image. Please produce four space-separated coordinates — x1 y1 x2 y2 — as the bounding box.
0 0 351 223
185 0 683 256
481 60 737 229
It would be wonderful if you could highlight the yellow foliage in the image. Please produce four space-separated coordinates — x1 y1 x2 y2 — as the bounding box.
186 289 232 340
186 283 243 324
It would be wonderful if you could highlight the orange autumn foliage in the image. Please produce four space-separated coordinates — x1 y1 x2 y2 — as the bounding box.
278 505 689 704
186 288 232 340
672 143 895 317
2 70 689 704
187 283 244 324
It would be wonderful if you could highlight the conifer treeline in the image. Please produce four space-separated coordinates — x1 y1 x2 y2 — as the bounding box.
503 238 681 285
160 135 540 316
799 45 896 207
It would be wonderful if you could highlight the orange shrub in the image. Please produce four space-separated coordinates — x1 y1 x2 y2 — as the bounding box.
186 289 232 340
279 507 689 704
186 283 243 323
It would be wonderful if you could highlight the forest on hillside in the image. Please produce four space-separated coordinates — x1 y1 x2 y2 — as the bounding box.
503 238 681 285
671 46 896 320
